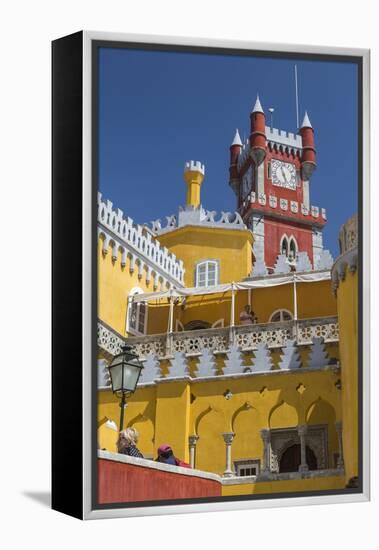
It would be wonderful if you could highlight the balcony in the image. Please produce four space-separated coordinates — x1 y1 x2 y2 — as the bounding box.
98 316 339 362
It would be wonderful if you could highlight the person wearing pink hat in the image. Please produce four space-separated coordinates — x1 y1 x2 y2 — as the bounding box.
156 444 191 468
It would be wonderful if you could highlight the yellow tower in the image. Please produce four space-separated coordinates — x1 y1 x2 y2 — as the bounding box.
332 214 358 487
184 160 205 208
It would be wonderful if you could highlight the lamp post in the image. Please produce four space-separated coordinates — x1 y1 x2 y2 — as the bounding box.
108 344 144 431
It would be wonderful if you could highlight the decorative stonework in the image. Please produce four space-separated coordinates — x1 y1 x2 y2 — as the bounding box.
168 352 190 378
98 193 185 287
339 213 358 254
316 249 334 270
139 354 161 384
224 345 245 375
98 359 111 388
273 254 291 274
280 198 288 211
290 201 299 213
97 321 124 360
196 348 218 378
269 195 277 208
252 343 274 372
98 317 339 364
279 339 301 370
258 193 267 206
151 205 247 236
269 425 328 473
332 213 358 292
308 338 329 369
296 251 312 272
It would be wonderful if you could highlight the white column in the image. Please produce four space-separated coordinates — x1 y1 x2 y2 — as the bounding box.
168 294 174 334
222 432 235 477
188 435 199 468
298 424 309 472
260 429 271 474
293 274 298 341
229 284 236 346
230 283 235 327
335 421 345 469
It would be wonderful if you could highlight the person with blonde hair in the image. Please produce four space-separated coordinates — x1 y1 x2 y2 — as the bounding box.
116 427 144 458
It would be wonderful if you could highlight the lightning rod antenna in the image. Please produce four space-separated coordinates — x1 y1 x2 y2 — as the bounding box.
295 64 299 130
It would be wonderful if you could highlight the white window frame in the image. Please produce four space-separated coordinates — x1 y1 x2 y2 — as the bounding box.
234 459 260 477
195 260 219 288
126 287 148 336
269 309 294 323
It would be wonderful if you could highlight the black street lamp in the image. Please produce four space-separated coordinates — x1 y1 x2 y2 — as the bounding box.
108 344 144 431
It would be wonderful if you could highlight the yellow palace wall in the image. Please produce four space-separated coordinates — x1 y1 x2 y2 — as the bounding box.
155 225 253 287
98 368 342 478
336 268 358 482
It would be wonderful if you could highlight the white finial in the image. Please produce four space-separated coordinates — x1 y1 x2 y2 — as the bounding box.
252 94 264 114
301 111 312 129
231 128 242 146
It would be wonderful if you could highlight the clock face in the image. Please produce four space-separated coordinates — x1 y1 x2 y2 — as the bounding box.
241 165 253 198
271 160 297 190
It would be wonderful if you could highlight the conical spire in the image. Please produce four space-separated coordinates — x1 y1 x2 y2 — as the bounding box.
231 128 242 146
252 94 264 114
301 111 312 129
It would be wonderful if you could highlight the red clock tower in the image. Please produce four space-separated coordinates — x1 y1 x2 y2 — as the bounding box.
229 96 330 275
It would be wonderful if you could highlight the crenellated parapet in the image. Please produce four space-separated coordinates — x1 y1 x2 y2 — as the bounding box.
237 128 303 172
98 193 185 288
266 126 303 152
150 206 247 235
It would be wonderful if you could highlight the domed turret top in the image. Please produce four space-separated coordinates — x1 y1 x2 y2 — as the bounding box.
252 95 264 114
231 128 242 146
301 111 313 129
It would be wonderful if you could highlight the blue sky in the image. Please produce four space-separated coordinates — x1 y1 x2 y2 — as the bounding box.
98 47 358 258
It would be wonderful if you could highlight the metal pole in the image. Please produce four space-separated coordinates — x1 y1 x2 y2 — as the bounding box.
119 392 126 431
295 65 300 130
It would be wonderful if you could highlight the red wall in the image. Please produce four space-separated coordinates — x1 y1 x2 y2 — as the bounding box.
98 458 222 504
264 217 313 269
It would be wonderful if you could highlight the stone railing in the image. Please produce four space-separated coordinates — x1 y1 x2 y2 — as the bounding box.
98 192 185 286
98 316 339 361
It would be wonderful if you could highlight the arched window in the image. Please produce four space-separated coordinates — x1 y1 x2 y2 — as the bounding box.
195 260 219 288
280 235 298 265
288 237 297 263
269 309 293 323
280 235 289 257
127 287 148 335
